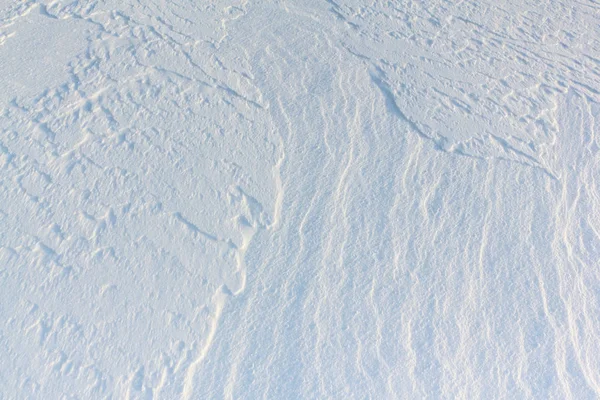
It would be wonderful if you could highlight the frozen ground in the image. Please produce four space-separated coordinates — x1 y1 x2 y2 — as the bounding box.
1 0 599 398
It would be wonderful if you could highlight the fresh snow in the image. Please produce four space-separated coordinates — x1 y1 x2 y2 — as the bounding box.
1 0 599 398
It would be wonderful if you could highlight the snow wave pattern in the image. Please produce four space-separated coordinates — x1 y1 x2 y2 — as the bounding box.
1 0 599 399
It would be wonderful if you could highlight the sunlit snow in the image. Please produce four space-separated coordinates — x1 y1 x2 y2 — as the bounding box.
1 0 599 398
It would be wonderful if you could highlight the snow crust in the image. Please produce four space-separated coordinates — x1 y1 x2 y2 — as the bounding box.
1 0 599 398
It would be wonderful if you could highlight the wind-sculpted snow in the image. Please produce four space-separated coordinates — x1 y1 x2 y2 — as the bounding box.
320 0 600 179
1 1 280 397
1 0 599 399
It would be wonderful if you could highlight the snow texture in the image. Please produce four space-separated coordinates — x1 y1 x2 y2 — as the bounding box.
1 0 599 398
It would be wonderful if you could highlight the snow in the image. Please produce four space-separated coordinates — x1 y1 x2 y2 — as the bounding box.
1 0 599 398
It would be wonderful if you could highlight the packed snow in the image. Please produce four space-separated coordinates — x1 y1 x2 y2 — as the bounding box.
1 0 599 398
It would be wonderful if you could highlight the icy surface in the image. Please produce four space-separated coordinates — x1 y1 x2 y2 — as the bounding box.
1 0 599 398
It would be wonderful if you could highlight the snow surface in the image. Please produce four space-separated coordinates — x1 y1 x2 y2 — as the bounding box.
1 0 599 398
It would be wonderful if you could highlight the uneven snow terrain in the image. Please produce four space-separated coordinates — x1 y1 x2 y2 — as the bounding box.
1 0 599 398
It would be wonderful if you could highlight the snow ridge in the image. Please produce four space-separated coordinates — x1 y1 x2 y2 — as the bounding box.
1 0 599 398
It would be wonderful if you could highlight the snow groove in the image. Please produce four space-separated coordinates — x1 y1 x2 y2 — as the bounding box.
1 0 599 398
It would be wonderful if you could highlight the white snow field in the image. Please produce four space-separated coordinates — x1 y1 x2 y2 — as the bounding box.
1 0 599 398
